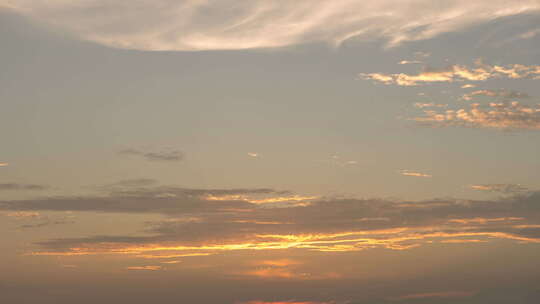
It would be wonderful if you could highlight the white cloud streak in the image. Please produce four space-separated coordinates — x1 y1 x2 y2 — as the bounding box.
2 0 540 51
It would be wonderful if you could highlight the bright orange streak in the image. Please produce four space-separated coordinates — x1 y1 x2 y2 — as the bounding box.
205 194 318 204
29 226 540 257
126 266 161 271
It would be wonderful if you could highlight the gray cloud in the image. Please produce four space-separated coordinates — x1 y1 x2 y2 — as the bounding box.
3 1 540 51
0 183 48 191
470 184 529 194
119 148 184 162
0 185 287 214
19 218 75 229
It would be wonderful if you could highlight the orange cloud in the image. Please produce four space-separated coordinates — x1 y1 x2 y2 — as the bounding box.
440 239 487 244
399 170 432 178
470 184 528 193
257 259 301 267
3 211 40 218
126 266 162 271
448 217 524 225
205 194 318 205
0 162 8 167
361 61 540 86
29 226 540 258
414 102 540 130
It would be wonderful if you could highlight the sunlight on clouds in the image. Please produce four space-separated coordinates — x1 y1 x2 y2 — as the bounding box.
414 101 540 130
361 61 540 86
205 194 318 205
440 239 488 243
126 265 162 271
399 170 432 178
4 1 540 51
470 184 528 193
0 162 8 167
3 211 40 218
29 225 540 258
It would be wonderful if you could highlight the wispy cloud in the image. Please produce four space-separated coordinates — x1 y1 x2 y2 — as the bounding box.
389 291 475 301
5 182 538 257
470 184 528 193
119 148 184 162
126 266 162 271
399 170 432 178
248 152 259 158
3 211 40 218
360 61 540 86
0 183 48 191
19 218 75 229
413 101 540 130
414 103 447 109
0 162 8 167
398 60 422 65
462 89 530 101
4 1 540 51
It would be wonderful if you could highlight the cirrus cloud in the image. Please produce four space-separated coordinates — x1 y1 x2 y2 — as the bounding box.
2 0 540 51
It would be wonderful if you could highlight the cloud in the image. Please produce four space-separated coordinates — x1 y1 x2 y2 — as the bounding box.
0 183 48 191
248 152 259 158
413 103 447 109
3 1 540 51
329 155 359 167
389 291 475 301
126 266 162 271
399 170 432 178
0 184 289 213
119 148 184 162
0 162 9 167
413 101 540 130
462 89 530 101
7 181 538 257
19 218 75 229
360 61 540 86
2 211 40 218
239 301 331 304
398 60 422 65
104 178 159 188
470 184 529 193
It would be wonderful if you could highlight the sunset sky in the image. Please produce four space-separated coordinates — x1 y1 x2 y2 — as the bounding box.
1 1 540 303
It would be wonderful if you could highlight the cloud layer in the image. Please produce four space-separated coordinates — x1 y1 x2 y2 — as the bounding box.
2 181 539 257
3 0 540 51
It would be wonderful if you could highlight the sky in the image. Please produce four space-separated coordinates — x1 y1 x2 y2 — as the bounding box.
1 1 540 303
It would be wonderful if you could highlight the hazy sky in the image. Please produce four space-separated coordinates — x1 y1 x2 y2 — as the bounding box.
1 1 540 303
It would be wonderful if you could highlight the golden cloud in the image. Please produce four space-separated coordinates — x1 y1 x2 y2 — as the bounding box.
361 61 540 86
